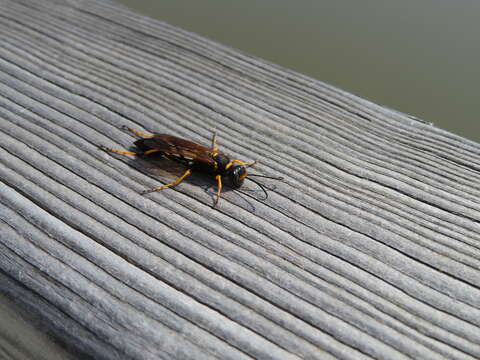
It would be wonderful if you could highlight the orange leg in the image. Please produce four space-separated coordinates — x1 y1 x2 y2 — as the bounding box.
143 149 161 156
213 175 223 207
225 159 256 170
121 125 153 138
99 145 161 157
141 169 192 194
99 145 138 156
211 131 219 153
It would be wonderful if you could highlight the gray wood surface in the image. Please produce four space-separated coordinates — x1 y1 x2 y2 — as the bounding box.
1 0 480 359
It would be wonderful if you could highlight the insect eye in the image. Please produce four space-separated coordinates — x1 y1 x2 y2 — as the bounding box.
231 166 246 188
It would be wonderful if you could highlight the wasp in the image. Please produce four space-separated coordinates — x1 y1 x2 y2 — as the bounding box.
100 126 282 207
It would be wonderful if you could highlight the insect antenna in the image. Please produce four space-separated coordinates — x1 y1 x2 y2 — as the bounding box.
248 174 284 181
246 174 284 200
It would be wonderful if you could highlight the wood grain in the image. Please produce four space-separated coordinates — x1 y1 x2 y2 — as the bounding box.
1 0 480 359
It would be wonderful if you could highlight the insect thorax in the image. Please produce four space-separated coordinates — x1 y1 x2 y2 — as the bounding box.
212 154 230 173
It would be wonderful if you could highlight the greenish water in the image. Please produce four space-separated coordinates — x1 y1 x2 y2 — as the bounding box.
119 0 480 143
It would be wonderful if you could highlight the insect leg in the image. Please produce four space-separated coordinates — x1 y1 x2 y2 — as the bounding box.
213 175 223 207
141 169 192 194
211 131 219 153
99 145 138 156
143 149 162 156
99 145 162 157
226 159 257 170
121 125 153 138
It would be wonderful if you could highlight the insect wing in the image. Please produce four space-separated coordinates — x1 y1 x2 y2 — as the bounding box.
145 134 214 164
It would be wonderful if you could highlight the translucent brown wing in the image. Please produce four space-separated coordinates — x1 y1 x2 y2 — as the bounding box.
135 134 214 164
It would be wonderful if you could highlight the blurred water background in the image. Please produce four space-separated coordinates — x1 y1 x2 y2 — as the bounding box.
119 0 480 143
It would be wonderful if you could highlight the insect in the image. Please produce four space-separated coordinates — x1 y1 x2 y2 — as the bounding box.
100 126 282 207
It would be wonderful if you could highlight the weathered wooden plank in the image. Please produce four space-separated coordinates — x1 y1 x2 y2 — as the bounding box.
1 0 480 359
